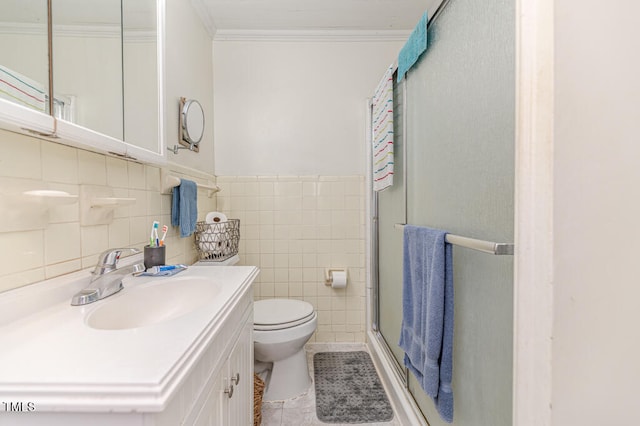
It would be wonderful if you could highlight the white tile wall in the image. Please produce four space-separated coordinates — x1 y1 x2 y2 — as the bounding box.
1 132 368 343
216 175 366 343
0 130 216 293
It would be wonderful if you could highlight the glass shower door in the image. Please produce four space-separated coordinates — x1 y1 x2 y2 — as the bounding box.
375 77 406 373
372 0 515 424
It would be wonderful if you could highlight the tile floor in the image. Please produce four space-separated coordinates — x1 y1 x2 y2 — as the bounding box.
259 343 402 426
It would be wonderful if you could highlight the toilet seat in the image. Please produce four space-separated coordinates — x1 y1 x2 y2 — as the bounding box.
254 299 315 331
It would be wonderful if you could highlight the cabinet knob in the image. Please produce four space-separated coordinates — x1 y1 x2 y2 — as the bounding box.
224 384 234 398
231 372 240 385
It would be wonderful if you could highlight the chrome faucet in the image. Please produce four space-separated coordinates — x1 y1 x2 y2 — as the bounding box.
71 248 145 306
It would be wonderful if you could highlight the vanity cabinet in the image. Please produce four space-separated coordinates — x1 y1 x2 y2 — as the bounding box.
193 316 253 426
227 323 254 426
0 265 258 426
165 278 255 426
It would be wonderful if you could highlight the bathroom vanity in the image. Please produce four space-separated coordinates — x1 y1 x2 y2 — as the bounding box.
0 265 258 425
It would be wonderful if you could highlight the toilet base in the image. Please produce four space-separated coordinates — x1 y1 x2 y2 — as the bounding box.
263 348 311 401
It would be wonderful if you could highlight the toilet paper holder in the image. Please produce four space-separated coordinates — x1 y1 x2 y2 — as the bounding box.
324 268 347 286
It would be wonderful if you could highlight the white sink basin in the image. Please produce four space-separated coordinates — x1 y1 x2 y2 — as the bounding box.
86 275 222 330
0 264 259 415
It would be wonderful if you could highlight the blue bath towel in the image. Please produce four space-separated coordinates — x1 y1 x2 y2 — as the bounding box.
397 11 429 82
399 225 454 423
171 179 198 238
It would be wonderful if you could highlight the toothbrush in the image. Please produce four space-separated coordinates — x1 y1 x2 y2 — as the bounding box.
160 225 168 246
150 222 155 247
152 221 159 247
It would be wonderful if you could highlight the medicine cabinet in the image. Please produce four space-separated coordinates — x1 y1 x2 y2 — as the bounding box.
0 0 165 164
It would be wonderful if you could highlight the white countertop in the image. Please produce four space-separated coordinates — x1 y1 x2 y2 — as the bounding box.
0 265 258 412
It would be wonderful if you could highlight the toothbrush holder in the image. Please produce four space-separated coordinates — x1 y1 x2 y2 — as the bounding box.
144 245 166 269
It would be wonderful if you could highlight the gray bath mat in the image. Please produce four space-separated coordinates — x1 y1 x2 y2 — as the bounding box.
314 351 394 423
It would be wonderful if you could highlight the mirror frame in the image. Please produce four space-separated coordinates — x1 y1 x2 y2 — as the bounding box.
179 97 204 152
0 0 166 165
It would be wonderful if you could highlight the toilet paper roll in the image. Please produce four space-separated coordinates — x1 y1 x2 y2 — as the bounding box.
205 211 227 224
331 270 348 289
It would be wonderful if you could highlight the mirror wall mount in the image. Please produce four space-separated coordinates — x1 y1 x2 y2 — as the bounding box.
168 97 203 155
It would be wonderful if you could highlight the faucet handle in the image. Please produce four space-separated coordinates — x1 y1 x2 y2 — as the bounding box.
93 248 141 275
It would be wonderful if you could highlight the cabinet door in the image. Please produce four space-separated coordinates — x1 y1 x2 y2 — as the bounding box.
0 1 49 114
227 320 253 426
51 0 124 140
193 368 226 426
193 316 253 426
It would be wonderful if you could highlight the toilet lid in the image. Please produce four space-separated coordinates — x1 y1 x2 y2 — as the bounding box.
254 299 315 331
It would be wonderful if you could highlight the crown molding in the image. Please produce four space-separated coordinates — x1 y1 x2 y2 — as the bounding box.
213 29 411 42
190 0 218 39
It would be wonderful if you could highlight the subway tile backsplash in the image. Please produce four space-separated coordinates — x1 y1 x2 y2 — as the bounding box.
0 129 216 293
217 175 366 343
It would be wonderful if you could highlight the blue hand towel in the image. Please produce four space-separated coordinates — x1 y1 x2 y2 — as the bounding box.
398 225 454 423
435 241 454 422
397 11 429 82
171 179 198 238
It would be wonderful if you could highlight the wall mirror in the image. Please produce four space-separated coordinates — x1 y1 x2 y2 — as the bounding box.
51 0 160 154
52 0 124 140
179 97 204 152
122 0 159 154
0 1 50 115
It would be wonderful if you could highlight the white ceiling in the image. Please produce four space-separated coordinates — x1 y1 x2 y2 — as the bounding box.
193 0 440 34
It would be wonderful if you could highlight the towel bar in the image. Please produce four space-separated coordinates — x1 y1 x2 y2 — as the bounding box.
394 223 514 255
161 172 220 198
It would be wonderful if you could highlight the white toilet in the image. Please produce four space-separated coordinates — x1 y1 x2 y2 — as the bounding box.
195 256 317 400
254 298 318 401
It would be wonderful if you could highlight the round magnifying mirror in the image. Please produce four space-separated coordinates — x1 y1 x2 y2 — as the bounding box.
181 99 205 147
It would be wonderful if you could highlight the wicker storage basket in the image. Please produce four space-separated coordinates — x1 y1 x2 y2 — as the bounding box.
194 219 240 262
254 373 265 425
